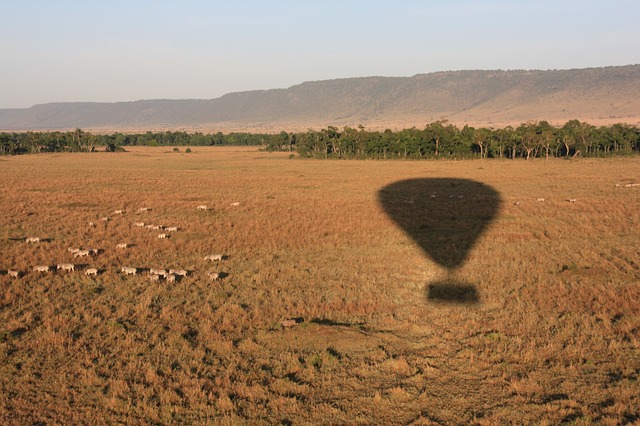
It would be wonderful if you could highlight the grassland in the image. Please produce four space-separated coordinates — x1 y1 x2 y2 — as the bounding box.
0 147 639 424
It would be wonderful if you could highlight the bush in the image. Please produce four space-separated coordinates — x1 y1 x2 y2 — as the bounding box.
186 148 192 153
105 143 125 152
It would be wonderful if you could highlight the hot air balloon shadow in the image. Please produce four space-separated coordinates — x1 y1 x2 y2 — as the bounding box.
378 178 502 304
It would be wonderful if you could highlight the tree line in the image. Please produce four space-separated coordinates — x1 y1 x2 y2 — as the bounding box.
1 120 639 159
0 129 270 155
267 120 640 159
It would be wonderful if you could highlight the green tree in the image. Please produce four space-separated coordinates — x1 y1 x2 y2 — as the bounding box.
536 121 557 159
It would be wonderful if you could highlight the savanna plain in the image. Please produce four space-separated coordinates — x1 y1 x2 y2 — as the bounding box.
0 147 638 424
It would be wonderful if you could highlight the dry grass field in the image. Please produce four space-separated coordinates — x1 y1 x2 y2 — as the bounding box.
0 147 639 424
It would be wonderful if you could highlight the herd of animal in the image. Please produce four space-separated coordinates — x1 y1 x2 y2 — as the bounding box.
2 205 225 283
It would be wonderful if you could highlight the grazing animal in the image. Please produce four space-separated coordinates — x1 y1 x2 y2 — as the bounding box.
568 198 577 203
136 207 149 213
205 254 223 262
149 274 160 282
101 217 109 221
68 247 80 253
165 274 176 283
26 237 40 243
134 222 145 227
56 263 75 272
157 233 168 239
230 202 240 207
33 265 50 273
88 221 96 227
74 249 91 258
114 209 125 214
85 268 98 276
89 248 99 256
8 270 19 278
537 198 545 202
514 201 521 206
164 226 178 232
207 271 220 281
147 225 162 230
116 243 128 249
149 268 167 276
281 319 298 328
197 205 208 210
121 267 137 276
169 269 188 277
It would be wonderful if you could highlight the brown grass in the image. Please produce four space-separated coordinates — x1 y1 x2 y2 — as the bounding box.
0 147 639 424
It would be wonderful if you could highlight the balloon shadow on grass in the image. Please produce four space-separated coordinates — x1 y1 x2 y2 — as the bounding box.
378 178 502 304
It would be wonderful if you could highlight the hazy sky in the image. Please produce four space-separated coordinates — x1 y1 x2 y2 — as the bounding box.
1 0 639 108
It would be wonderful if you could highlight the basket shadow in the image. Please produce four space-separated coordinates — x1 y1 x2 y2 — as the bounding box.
426 280 479 304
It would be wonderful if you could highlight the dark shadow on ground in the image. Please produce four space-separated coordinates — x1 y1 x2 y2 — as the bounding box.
378 178 502 303
310 318 364 327
427 280 479 304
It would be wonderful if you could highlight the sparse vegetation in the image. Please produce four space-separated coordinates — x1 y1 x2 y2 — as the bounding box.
0 147 638 424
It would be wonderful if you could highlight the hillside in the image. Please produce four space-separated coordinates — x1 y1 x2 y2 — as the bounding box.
1 65 640 132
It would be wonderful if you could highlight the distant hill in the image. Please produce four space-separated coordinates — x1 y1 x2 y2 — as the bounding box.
1 65 640 132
